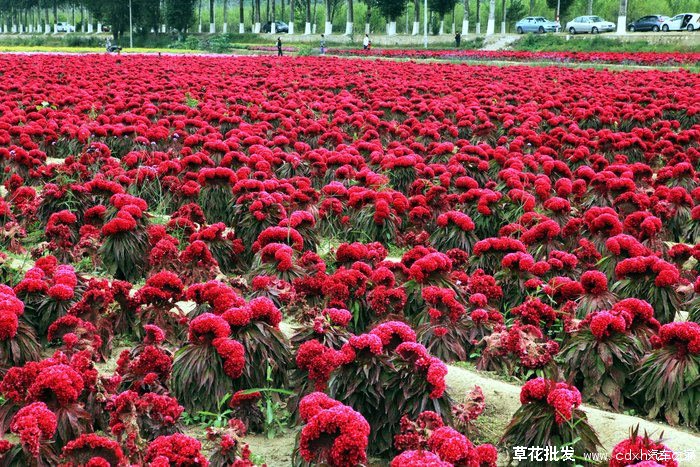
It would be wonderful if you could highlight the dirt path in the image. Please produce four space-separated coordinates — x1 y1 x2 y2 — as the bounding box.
481 35 521 51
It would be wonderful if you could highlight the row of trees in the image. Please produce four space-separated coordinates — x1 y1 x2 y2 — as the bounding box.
0 0 690 38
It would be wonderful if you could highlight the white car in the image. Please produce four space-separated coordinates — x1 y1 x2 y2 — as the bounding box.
566 16 616 34
55 22 75 33
662 13 700 31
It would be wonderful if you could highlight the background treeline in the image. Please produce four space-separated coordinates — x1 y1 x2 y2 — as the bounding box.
0 0 696 40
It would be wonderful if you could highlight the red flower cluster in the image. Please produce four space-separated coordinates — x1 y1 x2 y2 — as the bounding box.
520 378 582 424
609 430 678 467
212 337 246 379
396 342 448 398
296 340 341 391
60 434 126 466
136 271 184 305
116 345 172 388
186 280 245 314
144 433 208 466
10 402 57 457
473 237 527 256
0 286 22 340
409 253 453 283
586 310 628 340
252 226 304 252
650 322 700 355
427 426 497 466
370 321 417 351
436 211 475 231
580 270 608 295
108 390 183 438
615 256 680 287
422 286 466 323
335 241 387 265
367 285 408 316
510 297 557 327
101 209 138 236
188 313 231 345
298 393 370 467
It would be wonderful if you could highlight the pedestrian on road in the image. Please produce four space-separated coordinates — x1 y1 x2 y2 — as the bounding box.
363 34 370 50
320 34 327 55
276 37 283 56
455 32 461 48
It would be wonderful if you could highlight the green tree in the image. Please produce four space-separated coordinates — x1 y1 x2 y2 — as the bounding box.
84 0 164 41
546 0 573 21
429 0 457 20
506 0 525 29
165 0 195 34
377 0 406 22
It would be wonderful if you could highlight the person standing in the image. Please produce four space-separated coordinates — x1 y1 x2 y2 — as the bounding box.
320 34 326 55
455 32 461 48
363 34 370 50
276 37 283 56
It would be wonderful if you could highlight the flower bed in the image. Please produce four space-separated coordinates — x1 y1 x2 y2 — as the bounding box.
331 48 700 66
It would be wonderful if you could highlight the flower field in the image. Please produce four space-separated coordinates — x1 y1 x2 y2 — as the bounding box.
332 49 700 67
0 54 699 466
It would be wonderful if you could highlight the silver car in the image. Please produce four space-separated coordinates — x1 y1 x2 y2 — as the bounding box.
515 17 561 34
566 15 616 34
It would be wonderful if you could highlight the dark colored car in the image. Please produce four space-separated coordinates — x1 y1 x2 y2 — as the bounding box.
262 21 289 33
627 15 670 32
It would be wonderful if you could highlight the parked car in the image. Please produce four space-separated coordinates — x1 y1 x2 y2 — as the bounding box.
262 21 289 33
627 15 670 32
566 16 615 34
55 22 75 33
662 13 700 31
102 25 111 32
515 17 561 34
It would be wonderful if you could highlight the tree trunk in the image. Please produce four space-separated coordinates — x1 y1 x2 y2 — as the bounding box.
289 0 295 33
486 0 495 35
223 0 228 32
529 0 534 15
587 0 593 15
501 0 506 34
239 0 245 32
266 0 270 22
198 0 203 33
324 0 331 34
365 0 371 33
475 0 481 34
462 0 469 33
617 0 627 34
346 0 353 34
412 0 420 34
